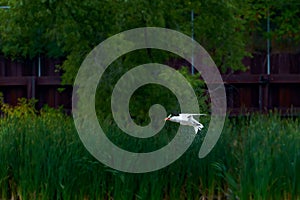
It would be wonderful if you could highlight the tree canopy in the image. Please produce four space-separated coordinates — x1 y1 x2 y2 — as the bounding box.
0 0 299 82
244 0 300 52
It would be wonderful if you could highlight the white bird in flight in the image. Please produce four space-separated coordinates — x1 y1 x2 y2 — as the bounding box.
164 113 206 134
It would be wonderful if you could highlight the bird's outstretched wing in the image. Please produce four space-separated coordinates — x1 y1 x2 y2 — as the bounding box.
179 113 206 118
193 123 204 134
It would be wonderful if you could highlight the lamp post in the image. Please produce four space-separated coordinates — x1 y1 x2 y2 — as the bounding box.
191 9 194 75
0 6 10 9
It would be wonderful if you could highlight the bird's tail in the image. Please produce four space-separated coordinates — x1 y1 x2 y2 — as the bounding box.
194 123 204 134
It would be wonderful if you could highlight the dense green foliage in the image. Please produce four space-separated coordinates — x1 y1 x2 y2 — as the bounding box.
96 64 207 124
244 0 300 52
0 1 271 80
0 101 299 199
0 1 299 77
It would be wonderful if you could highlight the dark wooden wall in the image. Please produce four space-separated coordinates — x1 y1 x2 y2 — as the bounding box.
0 55 72 111
0 53 299 115
168 52 300 115
223 53 300 115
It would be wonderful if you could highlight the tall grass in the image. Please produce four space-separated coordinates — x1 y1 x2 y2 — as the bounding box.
0 101 299 199
218 114 300 199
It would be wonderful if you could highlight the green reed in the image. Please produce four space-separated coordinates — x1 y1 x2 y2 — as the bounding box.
0 102 299 199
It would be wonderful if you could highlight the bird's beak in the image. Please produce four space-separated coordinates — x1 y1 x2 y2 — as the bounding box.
165 114 171 121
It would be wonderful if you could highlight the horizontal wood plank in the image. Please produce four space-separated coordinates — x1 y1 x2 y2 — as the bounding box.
0 77 28 86
222 74 300 84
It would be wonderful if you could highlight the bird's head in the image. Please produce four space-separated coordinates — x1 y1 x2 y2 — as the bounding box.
164 112 180 121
